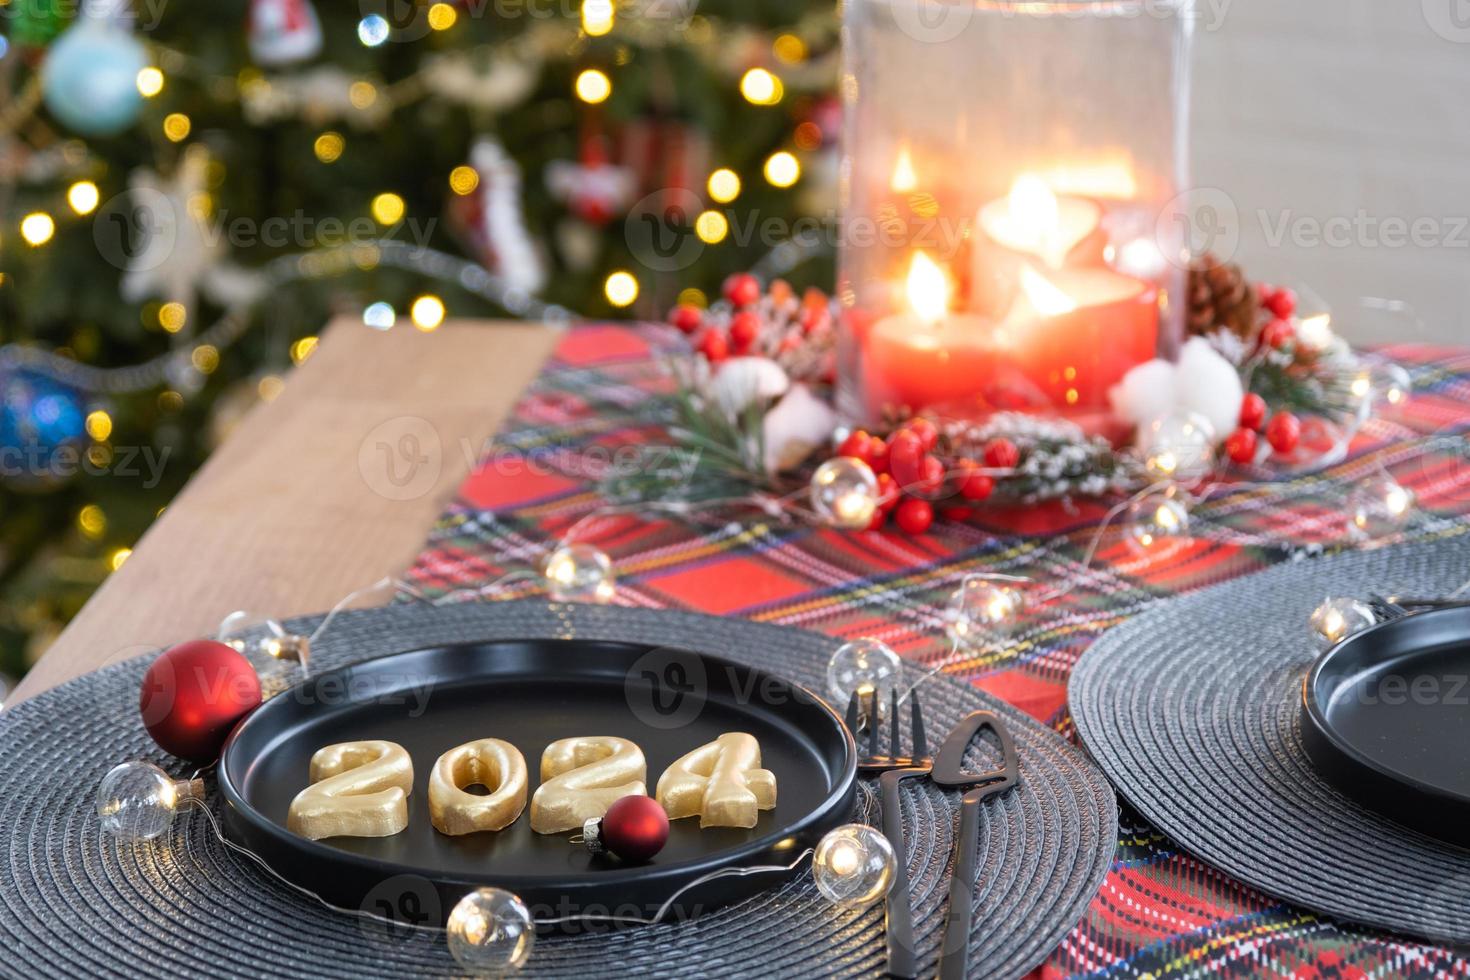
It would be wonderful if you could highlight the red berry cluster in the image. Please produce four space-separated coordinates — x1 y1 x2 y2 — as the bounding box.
669 274 834 380
833 421 1014 535
1225 391 1299 463
1256 284 1299 352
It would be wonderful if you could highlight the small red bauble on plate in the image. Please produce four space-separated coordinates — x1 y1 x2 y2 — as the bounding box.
140 639 262 762
581 795 669 863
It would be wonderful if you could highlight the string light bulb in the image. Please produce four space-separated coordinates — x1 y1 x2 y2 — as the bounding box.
97 761 204 841
163 113 191 142
449 165 480 196
740 68 783 105
1141 411 1216 482
20 212 55 246
764 151 801 188
446 887 535 974
1310 597 1377 653
708 168 741 204
604 270 639 307
1124 490 1191 552
313 132 345 164
812 824 896 910
810 457 878 529
1348 475 1415 540
946 577 1025 645
575 69 612 104
543 544 615 602
218 610 311 680
85 409 113 441
826 638 902 722
135 66 164 97
109 547 132 571
582 0 614 36
371 192 406 225
290 336 319 364
427 2 458 30
358 14 390 47
363 302 397 330
67 180 100 215
411 294 446 331
695 210 729 244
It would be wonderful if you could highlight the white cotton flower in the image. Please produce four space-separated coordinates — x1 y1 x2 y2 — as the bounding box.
762 384 836 475
706 357 790 417
1174 338 1245 438
1108 358 1178 429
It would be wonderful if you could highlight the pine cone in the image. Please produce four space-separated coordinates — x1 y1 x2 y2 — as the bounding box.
1186 253 1259 340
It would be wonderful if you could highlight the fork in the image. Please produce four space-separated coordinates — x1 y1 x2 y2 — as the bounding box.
845 687 931 979
931 710 1020 980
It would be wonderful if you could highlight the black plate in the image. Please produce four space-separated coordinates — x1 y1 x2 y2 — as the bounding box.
218 639 857 925
1301 606 1470 846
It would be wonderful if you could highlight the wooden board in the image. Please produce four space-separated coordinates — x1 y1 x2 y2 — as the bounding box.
7 317 559 706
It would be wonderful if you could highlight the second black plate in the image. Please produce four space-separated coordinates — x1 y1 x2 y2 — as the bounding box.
1302 605 1470 846
218 638 856 925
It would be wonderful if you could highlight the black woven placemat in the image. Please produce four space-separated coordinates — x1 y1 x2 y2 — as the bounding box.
1070 535 1470 945
0 601 1115 978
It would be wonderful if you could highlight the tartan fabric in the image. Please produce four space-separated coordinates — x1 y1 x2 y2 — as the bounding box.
404 323 1470 978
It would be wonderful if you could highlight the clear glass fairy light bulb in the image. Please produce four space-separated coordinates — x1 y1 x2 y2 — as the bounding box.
1125 492 1191 552
826 638 902 722
1141 411 1216 482
1310 597 1377 653
1348 476 1415 540
446 887 535 974
810 457 879 530
812 823 896 910
946 577 1026 645
96 761 203 841
219 610 310 668
542 544 615 602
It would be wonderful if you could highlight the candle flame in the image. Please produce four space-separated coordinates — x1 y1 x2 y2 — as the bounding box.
891 146 918 194
906 252 950 326
1019 265 1077 316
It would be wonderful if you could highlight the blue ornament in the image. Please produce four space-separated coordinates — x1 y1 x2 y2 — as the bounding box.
0 370 88 487
42 22 148 137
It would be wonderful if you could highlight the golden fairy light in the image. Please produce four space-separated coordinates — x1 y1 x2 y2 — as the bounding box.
136 66 164 97
427 2 457 30
449 165 480 195
604 271 639 307
411 294 447 331
291 336 320 365
158 302 187 334
371 192 406 225
85 410 113 442
695 210 729 244
67 181 100 215
314 132 345 163
708 168 741 204
764 151 801 188
20 212 54 246
163 113 191 142
110 548 132 572
575 69 612 104
740 68 783 105
582 0 614 36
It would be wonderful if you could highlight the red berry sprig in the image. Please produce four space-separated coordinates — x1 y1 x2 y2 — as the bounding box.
1265 411 1301 455
674 277 835 383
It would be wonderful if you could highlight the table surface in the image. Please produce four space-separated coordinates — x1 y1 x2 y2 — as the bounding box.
7 317 559 706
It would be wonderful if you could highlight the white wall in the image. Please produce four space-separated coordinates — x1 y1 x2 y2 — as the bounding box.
1192 0 1470 343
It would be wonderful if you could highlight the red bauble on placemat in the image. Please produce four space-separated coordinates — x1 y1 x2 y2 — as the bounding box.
139 640 262 762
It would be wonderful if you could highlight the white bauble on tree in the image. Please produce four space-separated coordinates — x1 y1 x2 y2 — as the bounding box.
248 0 323 67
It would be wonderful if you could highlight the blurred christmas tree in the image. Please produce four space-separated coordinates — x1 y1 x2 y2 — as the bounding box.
0 0 839 685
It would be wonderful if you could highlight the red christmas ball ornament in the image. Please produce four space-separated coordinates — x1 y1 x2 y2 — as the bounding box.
894 497 934 535
1225 427 1259 465
723 273 761 308
670 304 703 334
729 311 761 352
1238 392 1268 431
982 438 1020 470
698 329 730 363
582 795 669 863
1264 287 1297 320
1266 411 1301 454
139 640 262 762
1261 318 1295 350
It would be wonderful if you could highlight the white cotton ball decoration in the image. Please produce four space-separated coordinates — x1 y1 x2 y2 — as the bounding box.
1108 358 1177 430
709 356 790 417
766 383 837 475
1173 338 1245 438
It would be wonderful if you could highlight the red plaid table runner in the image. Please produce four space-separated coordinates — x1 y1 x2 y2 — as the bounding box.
404 323 1470 977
